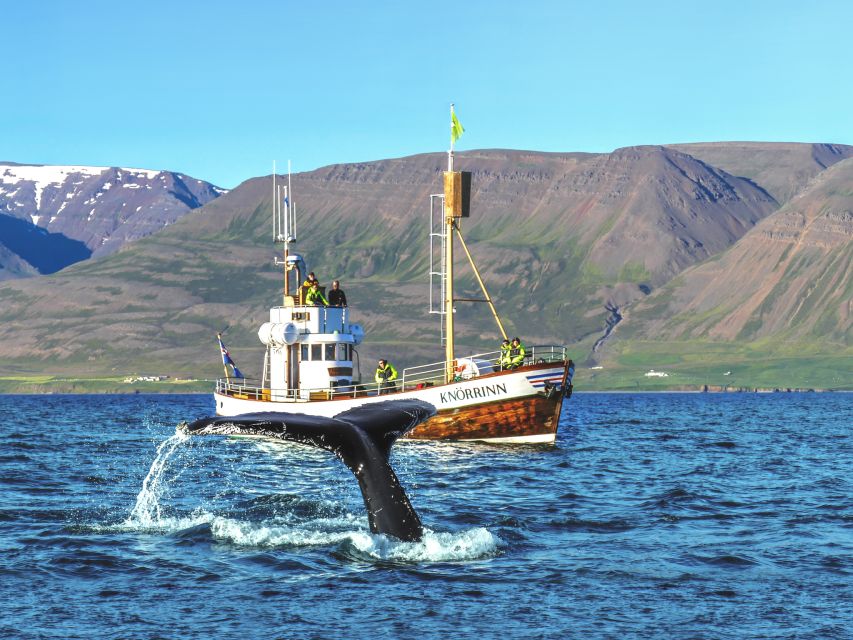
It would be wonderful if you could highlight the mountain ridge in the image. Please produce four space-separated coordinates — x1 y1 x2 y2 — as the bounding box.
0 143 848 390
0 163 225 280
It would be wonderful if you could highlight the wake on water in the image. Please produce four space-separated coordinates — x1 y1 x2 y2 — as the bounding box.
115 428 501 563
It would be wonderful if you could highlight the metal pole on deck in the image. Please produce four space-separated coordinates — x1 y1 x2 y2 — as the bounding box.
218 332 230 381
283 185 289 300
454 226 509 340
444 104 456 382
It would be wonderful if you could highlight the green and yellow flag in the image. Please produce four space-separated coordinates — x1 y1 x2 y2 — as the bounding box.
451 109 465 144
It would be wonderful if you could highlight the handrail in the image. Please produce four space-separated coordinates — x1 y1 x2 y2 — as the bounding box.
215 345 568 403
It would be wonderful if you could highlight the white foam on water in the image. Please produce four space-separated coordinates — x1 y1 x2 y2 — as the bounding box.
347 527 501 562
109 509 214 534
209 514 364 547
209 514 501 562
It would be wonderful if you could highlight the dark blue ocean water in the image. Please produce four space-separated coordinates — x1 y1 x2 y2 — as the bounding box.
0 393 851 639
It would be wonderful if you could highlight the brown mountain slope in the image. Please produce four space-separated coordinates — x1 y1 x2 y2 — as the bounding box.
667 142 853 205
609 156 853 346
0 147 781 377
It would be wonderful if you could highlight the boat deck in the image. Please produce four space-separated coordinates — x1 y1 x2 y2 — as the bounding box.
216 345 570 403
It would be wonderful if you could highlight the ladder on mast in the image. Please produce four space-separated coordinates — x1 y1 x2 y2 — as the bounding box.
429 193 448 346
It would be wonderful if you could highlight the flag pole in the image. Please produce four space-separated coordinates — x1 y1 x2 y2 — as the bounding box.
448 103 455 172
218 332 230 380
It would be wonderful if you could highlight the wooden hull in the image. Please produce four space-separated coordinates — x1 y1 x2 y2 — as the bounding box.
407 392 564 443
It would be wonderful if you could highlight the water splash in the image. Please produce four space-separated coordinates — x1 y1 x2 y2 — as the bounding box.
125 429 189 528
345 527 502 562
209 514 502 562
114 427 501 562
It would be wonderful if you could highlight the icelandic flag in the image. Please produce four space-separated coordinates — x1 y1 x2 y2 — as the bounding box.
218 334 244 379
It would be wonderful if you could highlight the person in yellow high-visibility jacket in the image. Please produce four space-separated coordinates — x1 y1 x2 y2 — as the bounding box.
305 282 329 306
375 359 398 394
508 337 526 369
498 339 512 370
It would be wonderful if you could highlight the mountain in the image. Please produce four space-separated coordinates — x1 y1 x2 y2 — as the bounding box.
597 156 853 389
0 147 782 381
0 163 225 279
0 213 91 276
666 142 853 205
608 156 853 342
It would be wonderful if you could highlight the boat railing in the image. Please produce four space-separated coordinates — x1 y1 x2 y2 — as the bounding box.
216 345 568 402
216 376 407 401
401 344 568 388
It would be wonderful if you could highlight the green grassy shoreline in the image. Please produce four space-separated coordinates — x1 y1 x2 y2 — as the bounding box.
0 376 213 394
1 367 849 395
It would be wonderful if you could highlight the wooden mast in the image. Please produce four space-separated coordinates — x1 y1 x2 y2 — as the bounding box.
442 105 509 380
444 104 456 382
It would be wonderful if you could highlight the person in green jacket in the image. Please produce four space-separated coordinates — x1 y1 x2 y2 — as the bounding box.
498 339 512 370
508 337 526 369
305 282 329 306
375 359 399 394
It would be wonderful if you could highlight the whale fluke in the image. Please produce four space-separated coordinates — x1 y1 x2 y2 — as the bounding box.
181 399 436 541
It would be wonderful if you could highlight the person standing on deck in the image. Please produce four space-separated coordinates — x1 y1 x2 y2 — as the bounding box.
303 272 318 288
328 280 347 306
508 337 526 369
305 282 329 306
499 339 511 370
375 359 398 394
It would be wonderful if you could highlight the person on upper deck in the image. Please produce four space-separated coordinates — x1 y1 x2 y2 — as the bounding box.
303 272 318 288
499 339 511 370
508 337 526 369
375 359 398 394
305 282 329 306
328 280 347 306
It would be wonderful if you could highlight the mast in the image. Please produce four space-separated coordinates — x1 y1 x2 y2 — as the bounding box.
278 161 294 303
437 105 507 381
273 161 298 392
444 104 456 381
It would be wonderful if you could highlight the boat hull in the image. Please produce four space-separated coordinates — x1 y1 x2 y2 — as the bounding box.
213 361 570 444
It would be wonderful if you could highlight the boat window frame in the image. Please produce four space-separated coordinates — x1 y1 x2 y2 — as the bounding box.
336 343 349 361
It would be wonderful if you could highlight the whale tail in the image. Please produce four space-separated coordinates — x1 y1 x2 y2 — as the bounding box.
181 399 436 541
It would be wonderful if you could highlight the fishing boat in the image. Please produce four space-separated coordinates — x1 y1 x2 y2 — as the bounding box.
213 107 574 443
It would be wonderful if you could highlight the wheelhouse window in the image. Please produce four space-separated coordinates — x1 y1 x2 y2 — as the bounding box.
311 345 322 361
325 344 336 361
301 345 309 360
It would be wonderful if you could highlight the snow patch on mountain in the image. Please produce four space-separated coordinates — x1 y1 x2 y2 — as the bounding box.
0 164 166 212
0 162 225 274
0 165 106 210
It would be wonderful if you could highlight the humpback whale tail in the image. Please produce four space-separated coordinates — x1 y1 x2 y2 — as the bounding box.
180 399 436 542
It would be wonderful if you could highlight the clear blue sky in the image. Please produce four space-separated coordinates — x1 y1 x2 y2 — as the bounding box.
4 0 852 188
